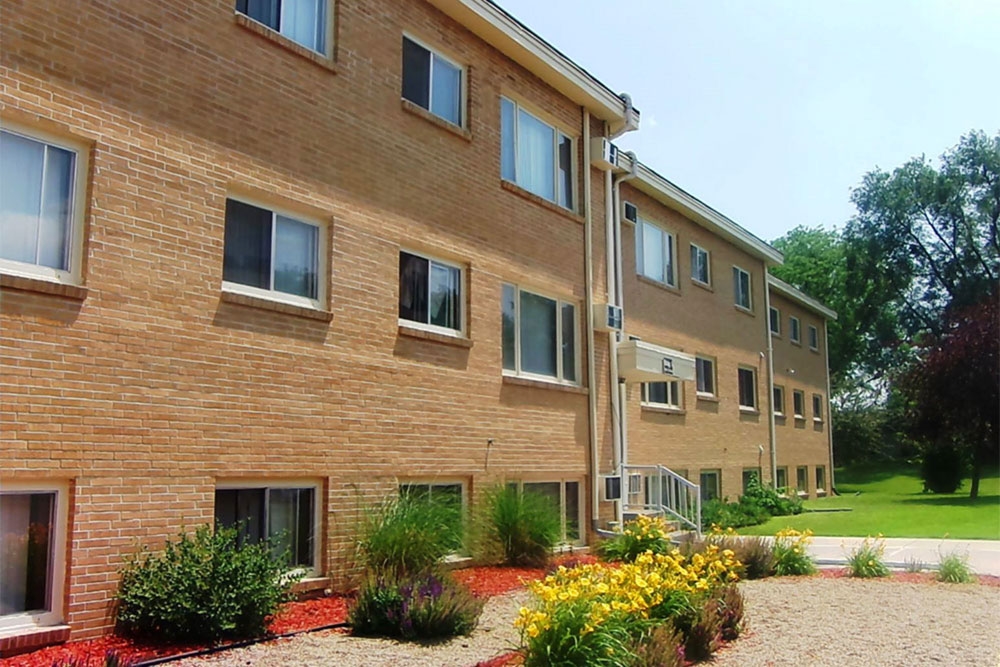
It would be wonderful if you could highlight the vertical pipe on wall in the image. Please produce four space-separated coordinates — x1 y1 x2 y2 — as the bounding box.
763 277 779 487
823 320 836 492
582 109 601 524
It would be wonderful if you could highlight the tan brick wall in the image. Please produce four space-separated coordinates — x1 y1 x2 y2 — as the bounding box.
769 291 833 498
618 184 773 502
1 0 611 638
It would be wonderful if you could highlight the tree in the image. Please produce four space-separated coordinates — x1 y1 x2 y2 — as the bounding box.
899 296 999 498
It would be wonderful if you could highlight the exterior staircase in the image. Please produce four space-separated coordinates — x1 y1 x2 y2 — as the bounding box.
620 464 702 538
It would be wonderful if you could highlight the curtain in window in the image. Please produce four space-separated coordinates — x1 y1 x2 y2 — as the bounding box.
274 216 318 298
0 132 73 270
431 56 461 126
238 0 279 30
519 291 557 376
557 134 573 209
516 109 554 201
0 493 54 615
640 223 665 283
223 200 272 290
281 0 324 52
402 38 430 109
560 303 576 382
429 262 460 329
500 99 516 182
501 284 516 370
399 252 429 323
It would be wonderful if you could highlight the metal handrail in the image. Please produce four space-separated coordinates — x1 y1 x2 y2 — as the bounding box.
621 464 701 536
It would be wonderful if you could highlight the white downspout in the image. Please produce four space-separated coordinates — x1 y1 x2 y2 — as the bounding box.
764 277 778 487
583 109 601 527
823 321 836 493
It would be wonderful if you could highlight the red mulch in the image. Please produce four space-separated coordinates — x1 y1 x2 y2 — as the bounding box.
816 568 1000 587
0 595 351 667
454 554 599 598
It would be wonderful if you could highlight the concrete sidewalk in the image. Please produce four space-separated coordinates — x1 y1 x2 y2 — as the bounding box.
807 537 1000 576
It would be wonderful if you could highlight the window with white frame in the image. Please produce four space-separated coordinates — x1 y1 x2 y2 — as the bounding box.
398 251 462 333
737 367 757 410
789 316 801 343
502 283 577 383
813 393 823 421
399 482 465 546
636 220 676 287
696 356 716 396
769 307 781 336
796 466 809 494
699 470 721 502
401 36 463 127
793 390 805 418
732 266 752 310
775 466 788 490
815 466 826 493
500 97 574 210
0 128 86 283
222 198 324 307
773 384 785 416
690 243 710 285
642 380 682 409
808 324 819 350
236 0 328 53
214 484 318 570
1 482 68 630
513 480 582 544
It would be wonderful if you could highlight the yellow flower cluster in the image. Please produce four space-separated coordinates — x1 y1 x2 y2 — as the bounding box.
620 514 669 541
775 527 814 554
515 545 741 639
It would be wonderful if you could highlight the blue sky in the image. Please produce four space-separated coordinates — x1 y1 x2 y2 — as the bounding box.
497 0 1000 242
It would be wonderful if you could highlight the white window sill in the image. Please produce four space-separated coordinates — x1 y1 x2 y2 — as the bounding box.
793 414 805 421
691 278 713 292
641 403 685 415
809 347 820 353
401 98 471 140
739 406 759 414
398 323 473 348
774 412 785 419
234 12 337 73
791 340 802 347
734 304 754 316
502 374 587 395
637 274 681 295
813 417 824 424
221 288 332 322
696 393 719 403
500 180 583 224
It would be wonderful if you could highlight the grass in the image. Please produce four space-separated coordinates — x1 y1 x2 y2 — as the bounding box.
742 463 1000 539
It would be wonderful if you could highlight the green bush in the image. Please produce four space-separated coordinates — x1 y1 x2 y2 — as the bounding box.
772 529 816 576
115 524 296 642
631 621 685 667
679 599 722 662
597 515 671 563
349 569 484 639
702 475 803 531
357 492 462 575
474 485 562 567
846 536 890 578
936 552 975 583
920 441 966 494
713 584 745 641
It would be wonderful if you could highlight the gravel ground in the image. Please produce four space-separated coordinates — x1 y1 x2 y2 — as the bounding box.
713 577 1000 667
174 590 527 667
174 578 1000 666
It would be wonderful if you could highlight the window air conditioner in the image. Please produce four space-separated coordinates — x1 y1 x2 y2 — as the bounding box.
590 137 618 170
593 303 623 333
603 476 622 501
623 201 638 225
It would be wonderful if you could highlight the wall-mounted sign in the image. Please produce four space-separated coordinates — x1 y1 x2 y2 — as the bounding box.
662 357 674 375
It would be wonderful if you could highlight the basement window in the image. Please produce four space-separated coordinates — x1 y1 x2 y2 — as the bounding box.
214 484 319 571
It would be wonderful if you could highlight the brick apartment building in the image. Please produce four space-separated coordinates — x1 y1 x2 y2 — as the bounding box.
0 0 834 651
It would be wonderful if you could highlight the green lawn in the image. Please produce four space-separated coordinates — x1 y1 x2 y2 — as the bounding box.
742 464 1000 539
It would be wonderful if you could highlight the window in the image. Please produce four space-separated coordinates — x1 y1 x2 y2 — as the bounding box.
815 466 826 493
401 36 463 126
636 220 676 286
236 0 327 53
690 243 710 285
696 356 715 396
215 484 318 570
793 390 805 418
773 385 785 416
642 381 681 409
1 482 68 630
808 325 819 350
0 128 85 283
500 97 574 209
514 481 582 544
741 468 761 494
699 470 721 502
796 466 809 494
399 482 465 547
222 198 323 307
769 307 781 336
813 394 823 421
775 467 788 490
502 284 577 383
789 316 801 343
737 367 757 410
732 266 752 310
398 251 462 333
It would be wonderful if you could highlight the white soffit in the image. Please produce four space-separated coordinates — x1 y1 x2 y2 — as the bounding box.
767 274 838 320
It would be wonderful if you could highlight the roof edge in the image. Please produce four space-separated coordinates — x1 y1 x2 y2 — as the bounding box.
767 274 838 320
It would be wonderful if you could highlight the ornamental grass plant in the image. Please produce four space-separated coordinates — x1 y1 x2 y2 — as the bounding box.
472 485 563 567
936 552 975 583
846 535 891 578
356 491 462 576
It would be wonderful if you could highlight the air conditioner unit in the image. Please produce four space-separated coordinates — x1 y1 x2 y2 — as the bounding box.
590 137 618 170
603 475 622 501
593 303 623 333
623 201 638 225
627 473 643 495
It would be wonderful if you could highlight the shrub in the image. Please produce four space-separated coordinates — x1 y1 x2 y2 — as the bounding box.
474 485 562 567
772 528 816 576
349 568 484 639
701 475 804 531
115 524 296 642
712 584 745 641
357 491 462 575
680 599 722 662
846 536 890 578
598 515 671 563
631 621 685 667
732 536 776 580
936 552 975 583
920 441 966 494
